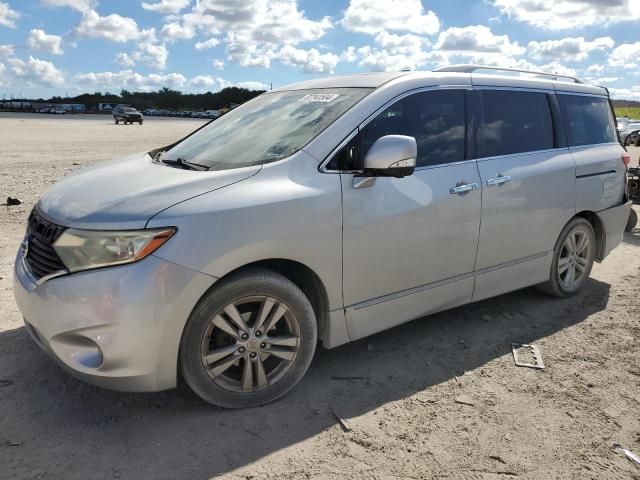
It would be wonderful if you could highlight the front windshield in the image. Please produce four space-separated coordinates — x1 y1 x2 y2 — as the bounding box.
163 88 372 170
124 108 137 113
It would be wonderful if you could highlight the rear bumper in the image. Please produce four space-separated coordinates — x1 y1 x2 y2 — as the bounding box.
13 252 215 392
595 200 633 261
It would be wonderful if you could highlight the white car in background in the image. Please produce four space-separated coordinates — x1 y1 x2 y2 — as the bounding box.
618 118 640 146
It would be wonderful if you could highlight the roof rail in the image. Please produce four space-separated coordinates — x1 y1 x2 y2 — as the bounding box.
433 64 583 84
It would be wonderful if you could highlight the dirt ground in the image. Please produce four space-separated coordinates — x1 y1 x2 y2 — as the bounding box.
1 113 639 480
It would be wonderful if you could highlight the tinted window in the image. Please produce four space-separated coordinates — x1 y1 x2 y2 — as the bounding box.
479 90 554 157
326 134 360 170
558 94 617 146
362 90 465 167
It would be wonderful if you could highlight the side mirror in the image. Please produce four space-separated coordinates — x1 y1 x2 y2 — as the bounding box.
362 135 417 178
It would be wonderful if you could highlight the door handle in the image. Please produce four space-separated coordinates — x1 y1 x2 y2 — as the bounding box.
449 182 479 195
486 175 511 186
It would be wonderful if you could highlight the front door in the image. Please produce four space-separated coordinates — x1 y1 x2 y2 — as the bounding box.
340 89 482 340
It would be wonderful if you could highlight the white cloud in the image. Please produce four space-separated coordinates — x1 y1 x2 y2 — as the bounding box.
341 0 439 35
211 58 224 70
74 69 265 93
609 86 640 101
195 38 220 50
27 29 64 55
188 75 268 92
141 0 191 14
163 1 333 70
160 20 195 41
374 31 426 52
342 25 585 78
342 31 432 72
340 46 358 62
528 37 614 62
275 46 338 74
536 62 577 78
75 10 157 43
136 42 169 69
75 69 187 91
585 76 619 85
346 25 528 73
8 56 65 87
188 74 222 91
586 64 606 75
490 0 640 30
608 42 640 69
236 81 268 90
41 0 95 12
114 43 169 69
435 25 524 56
0 44 14 58
0 2 20 28
114 52 135 67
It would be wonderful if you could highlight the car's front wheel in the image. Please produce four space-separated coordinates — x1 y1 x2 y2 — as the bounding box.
180 268 317 408
537 217 596 297
114 118 119 124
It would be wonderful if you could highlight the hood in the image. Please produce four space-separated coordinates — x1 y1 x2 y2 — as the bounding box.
37 152 261 229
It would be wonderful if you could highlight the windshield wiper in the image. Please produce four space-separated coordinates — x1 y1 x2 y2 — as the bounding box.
160 157 210 171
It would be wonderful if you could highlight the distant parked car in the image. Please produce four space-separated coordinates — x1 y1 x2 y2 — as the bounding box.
113 106 143 125
50 108 66 115
619 121 640 146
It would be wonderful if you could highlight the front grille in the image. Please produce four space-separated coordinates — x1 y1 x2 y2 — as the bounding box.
24 208 67 280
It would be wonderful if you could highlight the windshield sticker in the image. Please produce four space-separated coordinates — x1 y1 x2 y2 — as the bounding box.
298 93 340 103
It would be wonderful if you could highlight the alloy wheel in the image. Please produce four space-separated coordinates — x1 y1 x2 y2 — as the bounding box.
200 296 300 393
557 227 592 289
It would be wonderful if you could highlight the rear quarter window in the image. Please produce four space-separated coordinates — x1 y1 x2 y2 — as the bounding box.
557 94 617 147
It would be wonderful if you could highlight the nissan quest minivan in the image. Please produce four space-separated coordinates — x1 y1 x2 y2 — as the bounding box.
14 65 632 408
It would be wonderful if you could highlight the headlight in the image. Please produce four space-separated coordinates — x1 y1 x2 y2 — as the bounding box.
53 228 175 273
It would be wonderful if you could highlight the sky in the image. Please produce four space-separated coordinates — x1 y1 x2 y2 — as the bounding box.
0 0 639 100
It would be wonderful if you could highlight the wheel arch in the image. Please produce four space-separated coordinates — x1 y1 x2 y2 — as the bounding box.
575 210 606 261
201 258 333 347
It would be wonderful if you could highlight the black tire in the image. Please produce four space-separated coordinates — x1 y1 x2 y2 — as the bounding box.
626 208 638 232
114 118 119 124
139 120 143 125
536 217 596 298
180 268 317 408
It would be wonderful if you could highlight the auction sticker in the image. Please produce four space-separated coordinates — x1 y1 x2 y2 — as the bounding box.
298 93 340 103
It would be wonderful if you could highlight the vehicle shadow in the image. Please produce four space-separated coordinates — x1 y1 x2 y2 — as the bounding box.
0 278 611 480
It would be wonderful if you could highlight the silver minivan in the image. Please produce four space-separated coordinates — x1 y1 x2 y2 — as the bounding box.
14 65 632 408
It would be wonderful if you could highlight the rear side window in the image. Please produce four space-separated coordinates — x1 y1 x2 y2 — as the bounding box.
478 90 554 158
362 90 466 168
557 94 617 146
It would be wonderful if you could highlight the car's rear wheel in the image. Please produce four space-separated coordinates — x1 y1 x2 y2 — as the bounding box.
180 268 317 408
114 118 119 124
537 217 596 297
626 208 638 232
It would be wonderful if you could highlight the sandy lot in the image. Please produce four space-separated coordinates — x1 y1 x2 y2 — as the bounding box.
1 113 639 480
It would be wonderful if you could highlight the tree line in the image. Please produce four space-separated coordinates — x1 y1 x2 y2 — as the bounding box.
25 86 266 111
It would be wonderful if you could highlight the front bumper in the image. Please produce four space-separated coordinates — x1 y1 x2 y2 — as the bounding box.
13 252 215 392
